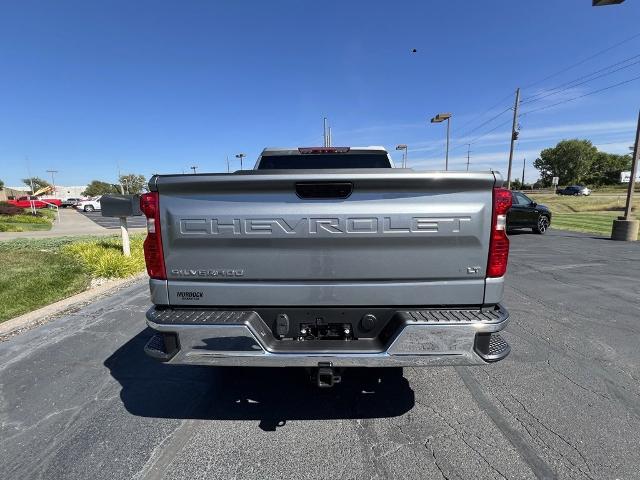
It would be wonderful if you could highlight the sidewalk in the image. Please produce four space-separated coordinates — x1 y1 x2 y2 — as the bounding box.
0 208 146 241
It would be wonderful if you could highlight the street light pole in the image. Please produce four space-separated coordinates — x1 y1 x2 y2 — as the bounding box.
395 145 408 168
430 113 452 171
190 166 198 174
445 116 450 170
235 153 246 170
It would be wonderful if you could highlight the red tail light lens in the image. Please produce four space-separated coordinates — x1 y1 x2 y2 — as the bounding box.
140 192 166 280
487 187 512 278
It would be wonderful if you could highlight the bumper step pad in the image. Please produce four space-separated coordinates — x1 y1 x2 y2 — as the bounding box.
144 333 179 362
475 333 510 362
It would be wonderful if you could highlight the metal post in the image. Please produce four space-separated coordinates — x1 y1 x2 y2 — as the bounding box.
323 118 328 147
521 158 526 187
445 117 450 171
624 110 640 219
120 217 131 257
226 156 230 173
507 88 521 189
404 147 408 168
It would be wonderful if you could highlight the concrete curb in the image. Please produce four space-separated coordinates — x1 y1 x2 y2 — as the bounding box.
0 272 148 339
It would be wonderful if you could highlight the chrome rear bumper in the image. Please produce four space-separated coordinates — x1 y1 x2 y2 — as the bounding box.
145 306 510 367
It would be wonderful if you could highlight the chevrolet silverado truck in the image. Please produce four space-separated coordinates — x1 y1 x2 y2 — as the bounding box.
141 146 512 387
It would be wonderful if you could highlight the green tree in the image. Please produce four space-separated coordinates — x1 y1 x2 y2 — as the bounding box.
0 179 4 190
22 177 52 194
118 173 147 194
584 152 632 186
82 180 119 197
510 179 523 190
533 139 598 186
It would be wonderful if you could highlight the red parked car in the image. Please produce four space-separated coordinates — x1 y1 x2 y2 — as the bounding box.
7 196 63 209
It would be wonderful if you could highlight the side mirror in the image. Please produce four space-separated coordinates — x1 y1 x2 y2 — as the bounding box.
530 202 537 207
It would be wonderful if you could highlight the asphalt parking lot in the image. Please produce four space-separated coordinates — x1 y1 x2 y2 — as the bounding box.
79 210 147 229
1 229 639 480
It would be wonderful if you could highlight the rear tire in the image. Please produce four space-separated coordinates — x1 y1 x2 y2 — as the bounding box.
84 205 95 212
533 215 550 234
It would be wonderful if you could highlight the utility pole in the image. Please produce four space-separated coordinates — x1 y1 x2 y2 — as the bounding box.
226 156 230 173
328 127 332 147
521 158 526 187
611 109 639 241
506 88 521 189
466 144 471 171
46 169 58 195
623 111 639 220
190 166 198 174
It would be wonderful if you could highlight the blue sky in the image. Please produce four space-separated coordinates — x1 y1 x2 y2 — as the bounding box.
1 0 639 187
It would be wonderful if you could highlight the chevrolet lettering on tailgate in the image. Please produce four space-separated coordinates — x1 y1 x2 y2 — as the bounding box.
178 216 472 236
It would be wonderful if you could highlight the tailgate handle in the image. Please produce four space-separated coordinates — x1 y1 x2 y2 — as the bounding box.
295 182 353 199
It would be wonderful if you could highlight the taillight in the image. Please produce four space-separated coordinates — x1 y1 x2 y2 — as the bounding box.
487 187 512 278
140 192 166 280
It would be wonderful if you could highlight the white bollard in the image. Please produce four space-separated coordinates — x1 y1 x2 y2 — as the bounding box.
120 217 131 256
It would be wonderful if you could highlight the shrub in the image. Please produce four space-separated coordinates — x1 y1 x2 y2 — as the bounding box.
62 235 146 278
0 203 24 216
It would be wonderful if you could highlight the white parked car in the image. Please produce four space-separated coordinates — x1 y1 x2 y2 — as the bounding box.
75 196 102 212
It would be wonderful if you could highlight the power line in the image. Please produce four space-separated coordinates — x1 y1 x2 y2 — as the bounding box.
454 92 514 133
522 54 640 105
522 31 640 90
455 106 513 140
521 73 640 116
450 117 514 151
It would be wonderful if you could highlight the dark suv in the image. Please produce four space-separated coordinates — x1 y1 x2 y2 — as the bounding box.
556 185 591 196
507 191 552 234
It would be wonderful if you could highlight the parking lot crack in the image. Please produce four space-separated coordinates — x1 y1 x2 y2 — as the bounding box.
508 394 596 480
425 437 455 480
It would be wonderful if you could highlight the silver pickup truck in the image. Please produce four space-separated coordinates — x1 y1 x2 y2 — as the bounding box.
141 146 512 386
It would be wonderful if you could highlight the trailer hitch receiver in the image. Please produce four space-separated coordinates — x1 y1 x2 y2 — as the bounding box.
317 362 341 388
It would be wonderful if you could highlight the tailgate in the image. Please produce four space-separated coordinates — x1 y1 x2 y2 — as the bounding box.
154 170 497 306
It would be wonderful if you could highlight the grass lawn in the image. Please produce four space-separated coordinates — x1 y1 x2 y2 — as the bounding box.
0 222 52 232
0 210 56 232
0 234 146 323
527 192 638 238
0 240 90 322
552 212 639 238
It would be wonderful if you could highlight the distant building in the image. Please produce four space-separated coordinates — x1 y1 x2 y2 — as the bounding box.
52 185 89 199
5 185 88 199
0 186 29 202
